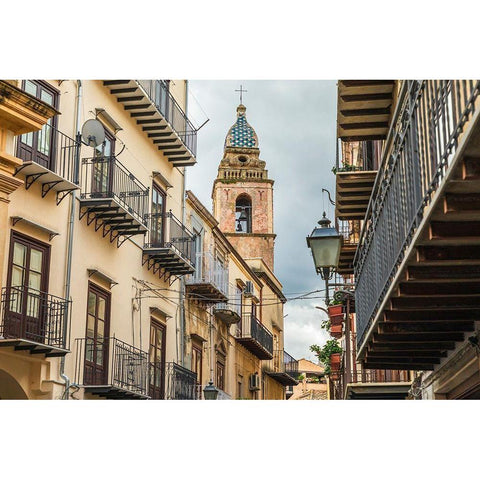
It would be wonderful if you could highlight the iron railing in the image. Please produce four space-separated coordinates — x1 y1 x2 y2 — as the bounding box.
136 80 197 156
186 251 228 296
236 312 273 356
264 349 299 376
354 80 480 348
346 370 411 384
0 286 69 349
144 211 196 266
165 362 197 399
16 123 80 185
337 219 361 245
80 156 149 226
214 284 242 316
74 337 149 397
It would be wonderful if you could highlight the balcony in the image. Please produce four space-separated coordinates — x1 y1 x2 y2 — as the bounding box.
74 337 149 399
235 312 273 360
164 362 197 399
0 286 69 357
14 123 80 205
103 80 197 167
337 80 396 141
186 252 228 304
337 220 360 276
335 169 377 221
79 156 149 247
142 211 196 282
354 80 480 370
264 350 299 387
213 285 242 325
344 370 412 400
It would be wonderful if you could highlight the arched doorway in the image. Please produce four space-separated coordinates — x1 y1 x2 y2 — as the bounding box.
0 369 28 399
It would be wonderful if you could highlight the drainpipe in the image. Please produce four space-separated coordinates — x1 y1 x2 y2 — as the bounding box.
60 79 82 399
178 80 188 367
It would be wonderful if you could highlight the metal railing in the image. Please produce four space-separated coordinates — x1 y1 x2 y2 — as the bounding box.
346 370 411 384
264 349 299 376
337 219 361 245
80 156 149 226
165 362 197 399
236 312 273 356
214 284 242 316
136 80 197 156
144 211 196 266
0 286 69 349
16 123 80 185
354 80 480 348
186 251 228 296
74 337 149 397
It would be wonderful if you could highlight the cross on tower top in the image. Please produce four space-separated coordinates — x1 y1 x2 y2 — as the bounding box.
235 85 247 104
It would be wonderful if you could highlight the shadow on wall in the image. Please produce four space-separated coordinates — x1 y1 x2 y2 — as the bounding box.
0 369 28 399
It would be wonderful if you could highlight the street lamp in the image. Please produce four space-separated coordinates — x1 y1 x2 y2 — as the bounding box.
306 212 342 304
203 381 219 400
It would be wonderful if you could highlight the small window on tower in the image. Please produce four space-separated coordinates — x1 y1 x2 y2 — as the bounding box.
238 155 248 163
235 195 252 233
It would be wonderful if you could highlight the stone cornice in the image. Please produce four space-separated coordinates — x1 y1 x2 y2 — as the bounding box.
0 80 58 135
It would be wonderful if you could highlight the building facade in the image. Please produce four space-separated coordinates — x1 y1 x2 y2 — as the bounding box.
0 80 296 400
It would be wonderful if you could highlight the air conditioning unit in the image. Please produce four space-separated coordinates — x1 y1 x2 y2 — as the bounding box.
249 373 261 391
244 281 254 297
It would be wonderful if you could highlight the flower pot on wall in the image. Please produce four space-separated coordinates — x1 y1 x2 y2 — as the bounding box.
330 352 341 371
330 314 344 327
330 324 343 339
328 305 343 317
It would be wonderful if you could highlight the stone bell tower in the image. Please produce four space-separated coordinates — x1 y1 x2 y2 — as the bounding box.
212 103 276 270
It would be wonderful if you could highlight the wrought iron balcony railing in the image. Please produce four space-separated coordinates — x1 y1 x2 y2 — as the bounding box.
14 123 80 204
0 286 69 355
80 156 149 226
235 312 273 360
213 285 242 324
264 349 299 386
355 80 480 350
136 80 197 157
74 336 149 399
165 362 198 399
143 211 196 279
186 251 228 302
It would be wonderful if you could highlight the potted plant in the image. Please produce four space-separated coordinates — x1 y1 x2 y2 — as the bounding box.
330 324 343 339
310 339 343 376
330 352 341 371
328 298 343 317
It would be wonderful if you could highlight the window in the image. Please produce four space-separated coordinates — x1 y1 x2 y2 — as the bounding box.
5 232 50 342
216 353 225 391
192 342 202 387
235 195 252 233
84 283 111 386
149 320 166 399
151 184 166 246
17 80 59 170
92 128 116 197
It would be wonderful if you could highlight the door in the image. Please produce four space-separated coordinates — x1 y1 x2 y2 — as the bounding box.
5 232 50 343
84 284 110 385
150 184 166 247
17 80 58 170
149 320 166 399
91 128 115 198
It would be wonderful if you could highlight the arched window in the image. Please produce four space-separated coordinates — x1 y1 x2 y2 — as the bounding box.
235 195 252 233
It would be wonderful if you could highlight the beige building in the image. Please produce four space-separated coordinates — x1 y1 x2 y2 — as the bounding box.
0 80 297 400
287 358 327 400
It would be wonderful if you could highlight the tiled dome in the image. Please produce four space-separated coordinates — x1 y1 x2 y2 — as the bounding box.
225 104 258 148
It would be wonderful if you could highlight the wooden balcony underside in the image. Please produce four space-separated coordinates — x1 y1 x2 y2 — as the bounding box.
143 247 195 277
235 337 273 360
337 80 396 141
338 243 357 275
265 371 299 387
364 155 480 370
344 382 411 400
186 283 228 304
84 385 150 400
0 338 69 358
335 171 377 220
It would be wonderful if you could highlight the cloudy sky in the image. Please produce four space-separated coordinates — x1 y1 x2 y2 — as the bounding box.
186 80 337 361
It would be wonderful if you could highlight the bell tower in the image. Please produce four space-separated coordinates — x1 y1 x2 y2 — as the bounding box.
212 103 276 270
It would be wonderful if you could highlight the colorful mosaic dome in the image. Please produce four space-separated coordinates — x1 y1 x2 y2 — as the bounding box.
225 104 258 148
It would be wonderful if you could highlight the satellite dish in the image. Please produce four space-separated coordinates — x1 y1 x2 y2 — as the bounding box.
81 119 106 148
